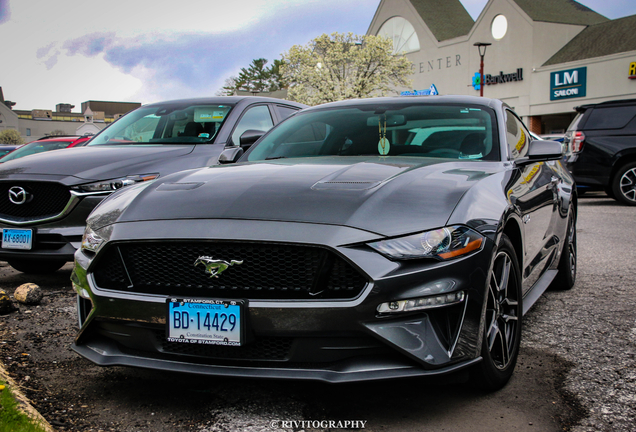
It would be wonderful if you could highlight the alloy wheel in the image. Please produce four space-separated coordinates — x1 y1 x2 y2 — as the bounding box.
567 222 577 280
485 250 520 370
619 167 636 202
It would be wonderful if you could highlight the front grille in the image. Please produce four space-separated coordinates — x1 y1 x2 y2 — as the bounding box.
155 331 293 360
0 182 71 222
93 242 368 300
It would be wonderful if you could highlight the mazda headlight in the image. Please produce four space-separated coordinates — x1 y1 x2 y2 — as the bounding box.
368 226 484 260
81 226 105 253
72 174 159 193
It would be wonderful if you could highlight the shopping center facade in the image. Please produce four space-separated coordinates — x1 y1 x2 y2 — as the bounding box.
368 0 636 133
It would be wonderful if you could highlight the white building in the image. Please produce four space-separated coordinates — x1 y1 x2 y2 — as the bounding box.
368 0 636 133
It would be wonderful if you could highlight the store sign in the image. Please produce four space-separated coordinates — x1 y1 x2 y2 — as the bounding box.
401 84 439 96
629 62 636 79
485 68 523 85
550 67 587 100
472 69 523 90
418 55 462 73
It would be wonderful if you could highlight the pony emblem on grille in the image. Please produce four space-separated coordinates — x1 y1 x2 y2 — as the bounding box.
194 256 243 278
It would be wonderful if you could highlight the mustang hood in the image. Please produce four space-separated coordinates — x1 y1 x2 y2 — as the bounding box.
0 145 195 182
95 157 501 237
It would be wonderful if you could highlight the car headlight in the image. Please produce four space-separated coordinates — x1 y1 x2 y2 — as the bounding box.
368 225 484 260
81 226 105 253
72 174 159 193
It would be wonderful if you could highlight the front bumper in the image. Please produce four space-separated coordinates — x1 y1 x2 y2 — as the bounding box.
0 196 105 262
72 219 495 382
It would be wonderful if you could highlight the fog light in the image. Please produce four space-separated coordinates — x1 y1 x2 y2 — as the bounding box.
377 291 465 314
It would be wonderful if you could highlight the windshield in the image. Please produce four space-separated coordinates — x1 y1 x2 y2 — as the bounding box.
0 140 74 162
88 103 234 146
247 104 499 161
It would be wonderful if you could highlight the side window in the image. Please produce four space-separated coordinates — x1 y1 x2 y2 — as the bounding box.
506 110 530 159
231 105 274 146
275 105 300 121
584 106 636 130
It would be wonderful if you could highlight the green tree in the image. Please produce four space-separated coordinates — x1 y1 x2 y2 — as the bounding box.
47 129 66 136
0 129 25 145
236 58 271 93
217 58 286 96
267 59 285 92
216 76 243 96
281 32 412 106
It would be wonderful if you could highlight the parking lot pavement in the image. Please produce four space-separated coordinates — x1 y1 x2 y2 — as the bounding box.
0 192 633 431
523 193 636 431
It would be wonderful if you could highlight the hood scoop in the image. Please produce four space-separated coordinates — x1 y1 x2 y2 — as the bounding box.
311 162 409 191
312 180 381 191
157 182 206 191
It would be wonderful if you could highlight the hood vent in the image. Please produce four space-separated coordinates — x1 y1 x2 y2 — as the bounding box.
311 181 381 191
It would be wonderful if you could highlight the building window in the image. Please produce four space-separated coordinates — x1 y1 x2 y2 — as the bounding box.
491 15 508 40
26 128 31 136
377 16 420 54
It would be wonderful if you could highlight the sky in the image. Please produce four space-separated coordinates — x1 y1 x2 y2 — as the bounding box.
1 0 635 111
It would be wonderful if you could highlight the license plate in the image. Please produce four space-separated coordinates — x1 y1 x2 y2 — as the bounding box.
166 298 244 346
1 228 33 250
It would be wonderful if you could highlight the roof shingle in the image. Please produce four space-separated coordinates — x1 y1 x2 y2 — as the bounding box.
513 0 608 26
543 14 636 66
408 0 474 42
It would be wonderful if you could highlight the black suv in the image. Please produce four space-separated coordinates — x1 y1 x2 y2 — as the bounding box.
564 99 636 205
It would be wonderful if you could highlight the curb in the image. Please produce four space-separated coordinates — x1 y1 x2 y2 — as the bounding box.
0 360 55 432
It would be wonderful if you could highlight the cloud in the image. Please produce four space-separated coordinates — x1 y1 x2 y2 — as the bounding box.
36 42 56 59
56 0 380 102
63 32 117 57
43 53 59 70
0 0 9 24
3 0 379 109
35 42 61 70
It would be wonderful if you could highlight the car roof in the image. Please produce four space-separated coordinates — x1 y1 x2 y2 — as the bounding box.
576 98 636 112
141 96 306 109
34 135 84 142
298 95 502 112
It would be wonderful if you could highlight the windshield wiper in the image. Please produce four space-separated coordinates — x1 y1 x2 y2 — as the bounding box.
265 156 287 160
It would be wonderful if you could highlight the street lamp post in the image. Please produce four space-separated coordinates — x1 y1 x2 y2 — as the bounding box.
474 42 491 97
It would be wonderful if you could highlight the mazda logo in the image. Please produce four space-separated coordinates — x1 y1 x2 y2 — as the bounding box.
8 186 28 205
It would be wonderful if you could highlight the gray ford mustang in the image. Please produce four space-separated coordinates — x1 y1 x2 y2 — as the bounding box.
72 95 577 390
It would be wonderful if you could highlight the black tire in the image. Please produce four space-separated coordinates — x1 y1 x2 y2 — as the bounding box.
611 162 636 206
471 234 522 391
551 211 576 290
7 259 66 274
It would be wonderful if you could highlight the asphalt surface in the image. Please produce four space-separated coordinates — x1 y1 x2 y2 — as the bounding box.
0 192 634 431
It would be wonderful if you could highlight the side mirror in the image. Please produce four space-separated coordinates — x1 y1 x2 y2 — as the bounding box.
239 129 265 150
517 140 563 165
218 147 244 164
528 140 563 159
